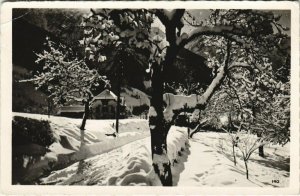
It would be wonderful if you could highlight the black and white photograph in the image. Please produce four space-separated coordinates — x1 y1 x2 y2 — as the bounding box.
0 1 299 194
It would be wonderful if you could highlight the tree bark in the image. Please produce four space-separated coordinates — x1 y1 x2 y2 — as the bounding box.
149 62 173 186
257 133 264 157
258 145 264 157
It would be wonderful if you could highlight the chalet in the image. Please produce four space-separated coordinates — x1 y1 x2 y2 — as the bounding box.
58 89 126 119
90 89 126 119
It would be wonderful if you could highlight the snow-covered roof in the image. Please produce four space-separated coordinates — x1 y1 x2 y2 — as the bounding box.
93 89 118 101
58 105 85 113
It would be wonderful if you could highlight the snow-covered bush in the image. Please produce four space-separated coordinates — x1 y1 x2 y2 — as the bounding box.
236 131 267 179
12 116 58 147
12 116 59 184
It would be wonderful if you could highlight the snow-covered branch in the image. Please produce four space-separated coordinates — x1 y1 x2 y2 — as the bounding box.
163 65 226 122
178 25 235 48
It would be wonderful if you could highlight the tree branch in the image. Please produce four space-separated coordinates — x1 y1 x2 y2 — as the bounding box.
162 39 231 122
154 9 170 27
178 25 236 48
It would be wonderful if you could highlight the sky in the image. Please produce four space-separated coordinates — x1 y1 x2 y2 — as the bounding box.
152 9 291 36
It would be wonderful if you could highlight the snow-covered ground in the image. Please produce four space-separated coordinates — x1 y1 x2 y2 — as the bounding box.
177 132 289 187
13 113 290 187
40 126 189 185
39 129 289 187
13 112 150 183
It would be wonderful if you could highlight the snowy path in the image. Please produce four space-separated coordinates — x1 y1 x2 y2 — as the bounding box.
40 137 156 185
177 132 289 187
177 132 256 186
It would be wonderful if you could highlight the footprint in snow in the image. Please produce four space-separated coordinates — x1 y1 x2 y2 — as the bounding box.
195 173 204 178
191 177 200 182
222 181 234 185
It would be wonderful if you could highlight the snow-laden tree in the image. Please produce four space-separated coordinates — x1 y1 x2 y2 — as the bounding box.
79 9 289 185
193 9 290 158
22 37 108 141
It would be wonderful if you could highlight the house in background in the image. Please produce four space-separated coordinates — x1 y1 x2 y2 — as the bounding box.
90 89 126 119
58 89 126 119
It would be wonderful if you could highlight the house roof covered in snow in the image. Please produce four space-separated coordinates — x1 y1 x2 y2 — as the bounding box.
92 89 127 106
58 105 85 114
93 89 118 101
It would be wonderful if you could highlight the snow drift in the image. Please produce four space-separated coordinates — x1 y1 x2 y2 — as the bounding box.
40 126 189 185
12 112 150 184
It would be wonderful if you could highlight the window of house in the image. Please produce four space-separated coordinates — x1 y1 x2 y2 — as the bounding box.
102 106 108 113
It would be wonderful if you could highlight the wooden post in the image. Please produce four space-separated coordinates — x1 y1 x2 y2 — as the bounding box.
115 60 122 134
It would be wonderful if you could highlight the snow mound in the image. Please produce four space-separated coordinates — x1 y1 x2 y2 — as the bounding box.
167 126 189 162
106 143 160 186
41 138 161 186
12 112 150 184
40 126 189 186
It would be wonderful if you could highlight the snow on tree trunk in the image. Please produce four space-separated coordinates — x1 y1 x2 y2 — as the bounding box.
149 63 173 186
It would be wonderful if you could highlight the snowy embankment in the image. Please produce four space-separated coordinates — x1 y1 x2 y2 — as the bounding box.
177 132 290 187
13 112 150 183
40 126 189 185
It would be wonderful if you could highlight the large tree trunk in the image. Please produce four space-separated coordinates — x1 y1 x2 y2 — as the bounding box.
149 62 173 186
